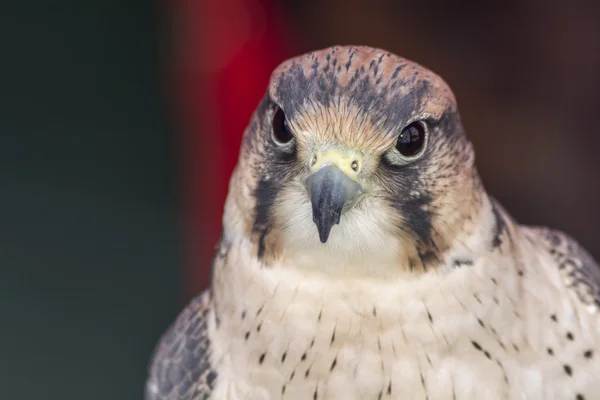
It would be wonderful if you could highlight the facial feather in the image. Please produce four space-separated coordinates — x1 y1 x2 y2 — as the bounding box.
224 45 485 275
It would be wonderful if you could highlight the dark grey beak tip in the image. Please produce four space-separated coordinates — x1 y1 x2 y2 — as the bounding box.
314 208 341 243
305 165 361 244
318 231 329 244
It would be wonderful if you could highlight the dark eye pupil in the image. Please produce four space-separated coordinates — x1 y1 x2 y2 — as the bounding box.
272 107 294 145
396 122 425 157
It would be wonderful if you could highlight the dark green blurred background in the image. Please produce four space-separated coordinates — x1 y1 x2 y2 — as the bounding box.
1 3 179 399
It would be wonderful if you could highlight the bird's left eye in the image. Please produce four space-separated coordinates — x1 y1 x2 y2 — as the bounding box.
395 121 426 158
272 107 294 146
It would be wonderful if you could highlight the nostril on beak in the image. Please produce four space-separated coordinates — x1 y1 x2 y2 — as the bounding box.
310 154 318 167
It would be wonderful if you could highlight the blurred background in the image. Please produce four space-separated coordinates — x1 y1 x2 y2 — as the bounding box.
1 0 599 398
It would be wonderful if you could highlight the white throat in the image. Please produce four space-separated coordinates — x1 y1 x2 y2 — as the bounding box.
209 227 524 399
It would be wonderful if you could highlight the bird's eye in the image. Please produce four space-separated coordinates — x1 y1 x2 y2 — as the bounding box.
272 107 294 146
395 121 426 158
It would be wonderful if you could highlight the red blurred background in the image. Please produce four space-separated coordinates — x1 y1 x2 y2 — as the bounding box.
175 0 600 300
172 0 297 298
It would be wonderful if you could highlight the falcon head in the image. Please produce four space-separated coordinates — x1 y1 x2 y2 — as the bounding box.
224 46 487 275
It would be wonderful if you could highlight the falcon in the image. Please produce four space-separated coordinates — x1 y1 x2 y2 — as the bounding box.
145 46 600 400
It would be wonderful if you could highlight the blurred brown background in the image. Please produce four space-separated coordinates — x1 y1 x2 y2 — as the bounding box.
1 1 598 399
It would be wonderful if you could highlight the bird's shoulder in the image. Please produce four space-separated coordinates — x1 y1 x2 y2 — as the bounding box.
523 225 600 310
145 289 217 400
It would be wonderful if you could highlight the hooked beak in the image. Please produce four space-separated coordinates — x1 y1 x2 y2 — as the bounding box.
304 149 364 243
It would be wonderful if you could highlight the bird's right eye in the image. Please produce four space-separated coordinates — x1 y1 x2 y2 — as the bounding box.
272 107 294 146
